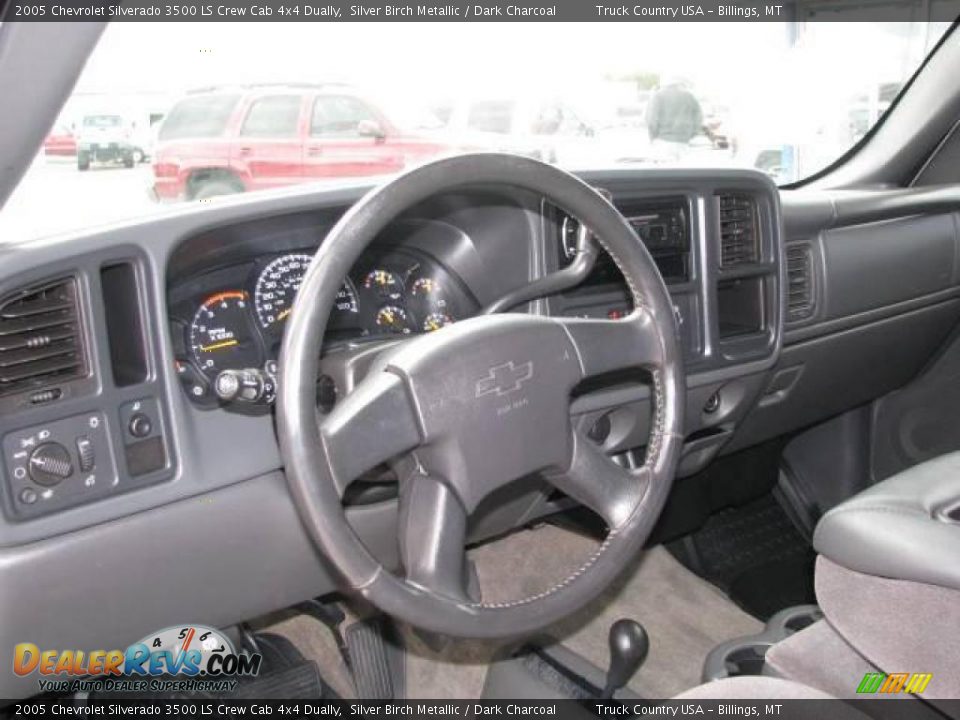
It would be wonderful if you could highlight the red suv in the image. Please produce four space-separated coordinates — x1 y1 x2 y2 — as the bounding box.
151 85 456 201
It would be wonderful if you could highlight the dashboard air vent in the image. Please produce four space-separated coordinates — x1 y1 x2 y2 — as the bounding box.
785 244 815 322
719 194 759 266
0 279 85 397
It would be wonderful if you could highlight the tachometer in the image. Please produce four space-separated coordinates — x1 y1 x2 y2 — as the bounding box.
189 291 262 379
255 253 358 329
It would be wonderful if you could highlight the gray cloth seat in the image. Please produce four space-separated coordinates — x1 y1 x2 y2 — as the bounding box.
803 454 960 701
813 450 960 591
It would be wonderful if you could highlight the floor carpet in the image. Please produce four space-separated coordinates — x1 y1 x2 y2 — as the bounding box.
264 523 763 699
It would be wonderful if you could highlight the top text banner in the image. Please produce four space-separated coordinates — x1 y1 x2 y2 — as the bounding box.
3 0 960 22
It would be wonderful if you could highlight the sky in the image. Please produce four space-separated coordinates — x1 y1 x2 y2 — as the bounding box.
76 22 792 96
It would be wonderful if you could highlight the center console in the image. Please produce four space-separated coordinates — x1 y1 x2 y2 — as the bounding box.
545 170 783 479
548 180 780 373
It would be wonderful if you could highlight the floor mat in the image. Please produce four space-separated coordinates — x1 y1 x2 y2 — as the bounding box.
264 525 763 700
255 610 357 699
401 526 763 699
668 494 816 620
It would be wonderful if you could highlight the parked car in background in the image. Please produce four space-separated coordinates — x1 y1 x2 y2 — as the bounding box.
77 114 148 170
151 84 458 202
42 124 77 157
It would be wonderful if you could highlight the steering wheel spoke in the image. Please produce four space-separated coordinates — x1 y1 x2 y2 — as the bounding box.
397 470 472 603
558 308 665 380
545 429 650 529
319 370 422 497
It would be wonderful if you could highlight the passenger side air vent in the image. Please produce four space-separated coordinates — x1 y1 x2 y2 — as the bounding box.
0 279 86 397
719 194 759 266
785 244 815 322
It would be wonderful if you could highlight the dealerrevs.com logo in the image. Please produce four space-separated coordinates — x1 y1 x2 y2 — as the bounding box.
13 624 262 694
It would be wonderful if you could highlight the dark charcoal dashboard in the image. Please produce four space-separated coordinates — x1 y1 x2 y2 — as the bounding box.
0 171 786 529
165 172 783 423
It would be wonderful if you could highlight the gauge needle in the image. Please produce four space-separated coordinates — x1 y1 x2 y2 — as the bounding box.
276 308 292 323
200 339 238 352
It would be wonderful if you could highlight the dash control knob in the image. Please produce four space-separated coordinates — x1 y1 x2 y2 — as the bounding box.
214 368 274 405
128 413 152 439
28 442 74 486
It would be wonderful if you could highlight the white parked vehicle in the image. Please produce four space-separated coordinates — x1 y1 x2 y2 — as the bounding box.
76 113 150 170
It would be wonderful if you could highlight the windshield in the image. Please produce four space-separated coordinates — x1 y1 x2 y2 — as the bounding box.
0 21 951 241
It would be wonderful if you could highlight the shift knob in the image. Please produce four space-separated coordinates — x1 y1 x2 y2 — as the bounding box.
601 618 649 698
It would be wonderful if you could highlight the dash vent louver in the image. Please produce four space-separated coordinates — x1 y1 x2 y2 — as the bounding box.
0 278 85 397
719 194 759 266
786 244 815 322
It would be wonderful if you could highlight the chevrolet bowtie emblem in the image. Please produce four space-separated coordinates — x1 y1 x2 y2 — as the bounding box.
475 361 534 398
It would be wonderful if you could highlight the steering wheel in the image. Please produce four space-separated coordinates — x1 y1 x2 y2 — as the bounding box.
277 154 685 638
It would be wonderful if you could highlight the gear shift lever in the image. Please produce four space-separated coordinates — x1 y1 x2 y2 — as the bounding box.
601 619 649 698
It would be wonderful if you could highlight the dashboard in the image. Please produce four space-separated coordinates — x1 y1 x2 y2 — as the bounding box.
0 168 793 703
167 243 479 407
165 178 783 416
8 166 960 700
0 173 786 536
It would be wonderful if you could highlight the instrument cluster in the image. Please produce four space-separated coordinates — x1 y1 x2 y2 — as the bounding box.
168 246 477 406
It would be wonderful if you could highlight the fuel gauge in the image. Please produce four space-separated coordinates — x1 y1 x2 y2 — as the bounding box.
364 269 403 300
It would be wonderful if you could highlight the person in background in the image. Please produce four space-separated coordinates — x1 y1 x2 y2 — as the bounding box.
646 76 704 162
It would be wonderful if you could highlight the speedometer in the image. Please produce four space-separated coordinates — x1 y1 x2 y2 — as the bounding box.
255 253 358 329
255 254 312 328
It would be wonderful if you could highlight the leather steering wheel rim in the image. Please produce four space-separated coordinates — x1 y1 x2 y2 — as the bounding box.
278 153 685 638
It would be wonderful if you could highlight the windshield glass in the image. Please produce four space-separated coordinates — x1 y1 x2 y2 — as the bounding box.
0 21 951 241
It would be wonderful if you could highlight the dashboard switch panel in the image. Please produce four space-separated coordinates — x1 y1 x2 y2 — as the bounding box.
76 436 96 472
2 411 117 520
118 397 168 477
